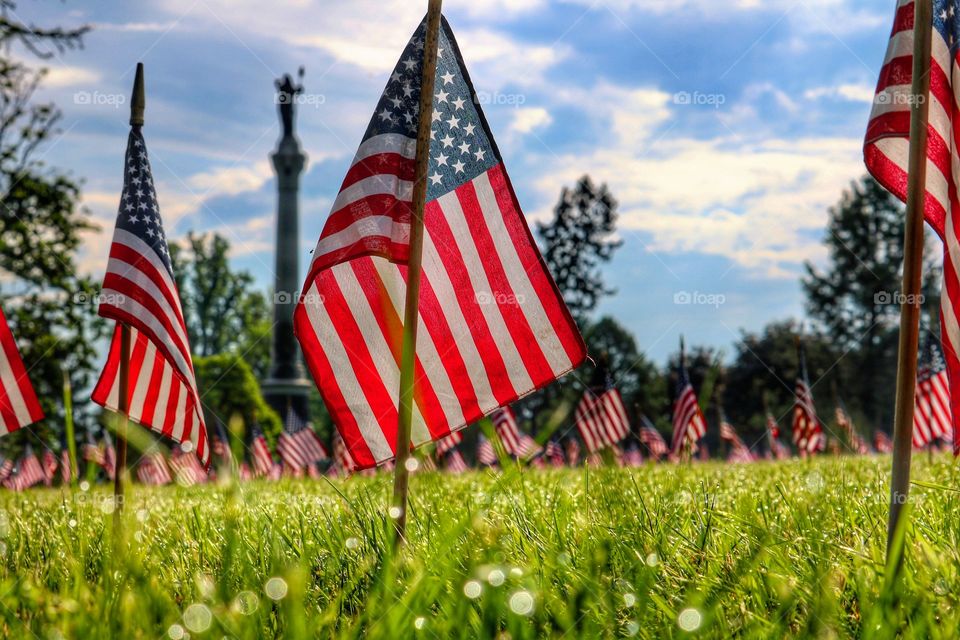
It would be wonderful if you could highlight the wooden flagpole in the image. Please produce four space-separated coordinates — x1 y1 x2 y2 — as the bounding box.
391 0 443 547
114 63 144 521
886 0 931 570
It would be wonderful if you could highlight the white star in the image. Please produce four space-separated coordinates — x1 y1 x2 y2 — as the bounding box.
379 108 394 122
452 160 466 174
390 97 403 109
458 141 471 155
441 71 455 85
402 57 417 70
440 134 454 148
145 227 156 238
432 110 442 123
138 201 149 210
464 123 476 136
124 203 134 211
435 152 449 166
436 89 449 103
452 96 466 111
429 172 443 185
474 148 486 161
127 213 139 223
447 115 460 129
437 47 444 58
390 71 402 83
134 139 142 147
402 83 414 98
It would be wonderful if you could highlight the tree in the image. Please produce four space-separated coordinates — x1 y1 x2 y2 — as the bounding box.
537 176 621 321
802 175 939 430
169 232 272 378
193 354 281 449
0 7 98 454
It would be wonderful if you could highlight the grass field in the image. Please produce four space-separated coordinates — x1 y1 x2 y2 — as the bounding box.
1 456 959 639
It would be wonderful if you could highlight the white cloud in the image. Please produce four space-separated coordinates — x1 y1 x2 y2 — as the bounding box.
43 65 101 88
187 161 272 197
508 107 552 135
804 83 874 103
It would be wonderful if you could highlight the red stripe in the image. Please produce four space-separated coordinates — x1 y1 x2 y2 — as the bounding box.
454 180 555 385
424 198 518 404
107 243 187 330
864 142 948 239
486 165 586 366
293 293 378 469
321 194 412 237
340 153 416 191
140 348 165 424
0 312 42 424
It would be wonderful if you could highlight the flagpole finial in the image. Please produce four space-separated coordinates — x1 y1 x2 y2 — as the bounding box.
130 62 145 127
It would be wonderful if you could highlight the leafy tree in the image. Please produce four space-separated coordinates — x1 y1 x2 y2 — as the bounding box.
537 176 621 322
802 175 939 430
0 7 98 454
169 232 272 378
194 354 281 449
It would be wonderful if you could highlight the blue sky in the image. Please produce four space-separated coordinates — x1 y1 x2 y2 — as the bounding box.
20 0 895 364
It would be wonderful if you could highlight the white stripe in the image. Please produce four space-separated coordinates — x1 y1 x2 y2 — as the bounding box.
352 133 416 164
313 216 411 261
0 349 31 428
434 190 534 394
101 294 192 385
472 172 572 376
128 344 156 423
330 174 413 216
303 281 393 461
109 229 186 320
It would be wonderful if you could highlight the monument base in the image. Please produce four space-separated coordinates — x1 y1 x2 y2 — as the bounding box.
262 377 313 421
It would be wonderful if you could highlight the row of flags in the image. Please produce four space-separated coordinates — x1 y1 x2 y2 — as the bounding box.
0 8 956 486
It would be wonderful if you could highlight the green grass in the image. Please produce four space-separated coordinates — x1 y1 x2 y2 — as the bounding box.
1 455 959 638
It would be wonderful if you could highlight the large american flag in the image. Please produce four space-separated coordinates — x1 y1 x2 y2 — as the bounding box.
865 0 959 452
792 341 825 453
91 127 208 465
0 306 43 434
669 355 706 456
293 15 585 470
914 333 952 446
574 384 630 453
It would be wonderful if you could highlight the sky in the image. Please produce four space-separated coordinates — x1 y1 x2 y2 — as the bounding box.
16 0 897 365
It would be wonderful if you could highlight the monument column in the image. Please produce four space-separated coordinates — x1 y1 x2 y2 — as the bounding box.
262 69 312 419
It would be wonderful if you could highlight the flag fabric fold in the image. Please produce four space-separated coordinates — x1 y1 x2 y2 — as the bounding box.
293 14 585 470
0 306 43 434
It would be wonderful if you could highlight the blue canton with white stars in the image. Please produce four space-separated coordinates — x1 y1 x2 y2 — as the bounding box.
934 0 960 55
116 130 172 275
361 17 499 202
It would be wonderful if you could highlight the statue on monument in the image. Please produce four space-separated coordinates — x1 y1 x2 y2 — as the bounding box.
275 66 305 139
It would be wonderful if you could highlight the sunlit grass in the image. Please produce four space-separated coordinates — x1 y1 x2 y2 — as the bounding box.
0 455 958 638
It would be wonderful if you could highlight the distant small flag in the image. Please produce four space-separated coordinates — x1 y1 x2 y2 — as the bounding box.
766 414 791 460
249 424 274 477
292 14 586 470
210 418 233 463
332 431 356 476
41 448 57 486
874 430 894 454
445 449 469 473
720 418 755 462
914 334 951 448
565 438 581 467
0 457 13 482
835 405 870 454
137 450 172 485
0 306 43 435
622 445 643 466
639 416 668 459
102 431 117 481
545 439 565 467
168 445 206 486
91 123 208 465
477 434 497 466
436 430 463 455
765 412 780 440
792 339 824 454
670 345 707 456
574 382 630 453
278 409 327 473
4 446 44 491
492 407 529 458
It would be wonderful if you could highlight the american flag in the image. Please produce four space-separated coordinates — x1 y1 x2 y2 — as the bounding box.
565 437 581 467
435 429 463 455
639 422 668 459
0 457 13 482
292 15 585 470
0 306 43 434
669 347 707 456
765 412 781 440
41 448 57 486
476 434 497 466
491 407 524 457
332 431 356 476
792 340 825 453
914 332 951 447
574 383 631 453
137 449 172 485
277 409 328 473
765 413 791 460
720 418 756 462
59 448 72 485
622 445 644 467
444 448 468 473
210 418 233 464
4 447 44 491
866 0 960 452
835 405 871 454
875 429 895 453
102 431 117 481
249 424 274 477
91 126 208 466
168 445 206 486
545 439 565 467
